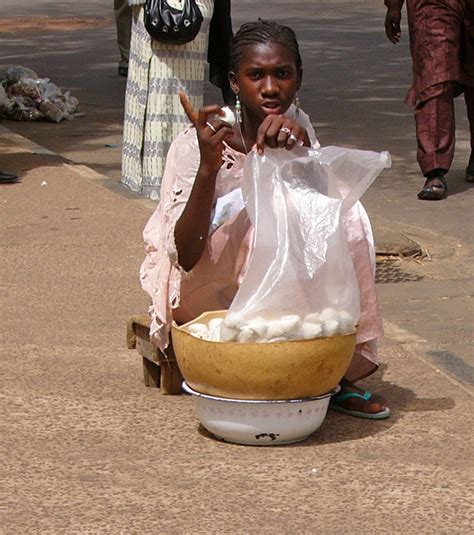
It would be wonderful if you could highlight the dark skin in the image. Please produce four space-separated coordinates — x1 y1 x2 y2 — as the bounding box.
385 7 402 44
176 41 388 416
228 42 310 154
175 41 309 272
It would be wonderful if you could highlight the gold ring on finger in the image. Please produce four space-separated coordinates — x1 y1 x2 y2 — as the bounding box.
206 121 217 133
288 134 298 143
279 127 291 134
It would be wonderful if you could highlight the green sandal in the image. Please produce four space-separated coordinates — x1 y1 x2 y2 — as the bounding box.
330 391 391 420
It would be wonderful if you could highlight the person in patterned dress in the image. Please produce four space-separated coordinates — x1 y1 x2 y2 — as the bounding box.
122 0 231 200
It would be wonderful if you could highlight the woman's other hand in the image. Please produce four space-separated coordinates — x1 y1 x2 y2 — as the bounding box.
255 115 310 155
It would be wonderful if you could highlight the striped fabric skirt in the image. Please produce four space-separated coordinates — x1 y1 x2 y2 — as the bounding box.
122 1 214 200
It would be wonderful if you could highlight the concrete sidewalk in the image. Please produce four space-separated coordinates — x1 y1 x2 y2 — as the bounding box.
1 107 473 534
1 0 473 531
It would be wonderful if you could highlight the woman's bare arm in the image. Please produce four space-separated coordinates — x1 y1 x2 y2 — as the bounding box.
174 100 232 271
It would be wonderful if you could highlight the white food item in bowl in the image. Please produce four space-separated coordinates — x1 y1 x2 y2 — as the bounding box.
219 323 239 342
301 321 323 339
304 312 322 325
237 326 258 343
224 312 245 329
208 318 223 342
209 318 224 331
266 320 287 341
319 307 339 322
182 382 338 446
209 330 221 342
188 323 210 339
338 310 355 333
186 308 355 342
246 317 268 339
322 319 340 337
280 314 302 335
208 317 224 341
220 312 245 342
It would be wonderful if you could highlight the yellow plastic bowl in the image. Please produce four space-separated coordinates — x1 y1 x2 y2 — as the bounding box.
172 310 356 400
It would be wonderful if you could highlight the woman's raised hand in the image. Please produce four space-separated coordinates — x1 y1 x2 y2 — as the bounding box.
196 105 234 173
179 90 233 173
256 115 310 155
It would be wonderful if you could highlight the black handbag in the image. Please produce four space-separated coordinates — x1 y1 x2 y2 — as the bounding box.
144 0 203 45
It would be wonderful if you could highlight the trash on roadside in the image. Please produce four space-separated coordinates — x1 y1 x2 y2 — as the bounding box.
0 65 80 123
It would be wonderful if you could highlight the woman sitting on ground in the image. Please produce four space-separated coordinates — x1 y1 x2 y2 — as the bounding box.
141 20 390 419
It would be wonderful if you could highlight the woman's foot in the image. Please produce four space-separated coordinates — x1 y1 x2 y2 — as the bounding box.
417 173 448 200
330 379 390 419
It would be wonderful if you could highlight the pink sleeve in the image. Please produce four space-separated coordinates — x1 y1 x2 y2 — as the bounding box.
140 126 201 351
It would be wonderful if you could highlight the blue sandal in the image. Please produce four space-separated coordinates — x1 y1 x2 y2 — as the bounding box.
330 391 391 420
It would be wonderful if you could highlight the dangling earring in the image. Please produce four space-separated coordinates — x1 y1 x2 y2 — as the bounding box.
294 93 300 119
235 93 242 124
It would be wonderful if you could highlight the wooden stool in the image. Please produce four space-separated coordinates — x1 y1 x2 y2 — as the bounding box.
126 315 183 394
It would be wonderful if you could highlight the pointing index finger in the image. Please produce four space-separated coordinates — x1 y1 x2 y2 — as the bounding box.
179 90 198 126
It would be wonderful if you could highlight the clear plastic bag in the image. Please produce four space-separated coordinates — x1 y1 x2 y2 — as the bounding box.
1 65 79 122
220 146 391 343
39 98 66 123
10 97 43 121
4 65 39 84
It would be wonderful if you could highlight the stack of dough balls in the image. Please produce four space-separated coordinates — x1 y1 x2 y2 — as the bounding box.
186 308 355 343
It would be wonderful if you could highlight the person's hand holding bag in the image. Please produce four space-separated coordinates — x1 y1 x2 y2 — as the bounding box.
256 114 310 154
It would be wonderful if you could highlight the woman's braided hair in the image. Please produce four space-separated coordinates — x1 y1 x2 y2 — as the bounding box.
229 19 302 73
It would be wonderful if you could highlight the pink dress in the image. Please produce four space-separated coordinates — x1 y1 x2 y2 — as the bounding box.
141 113 384 382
